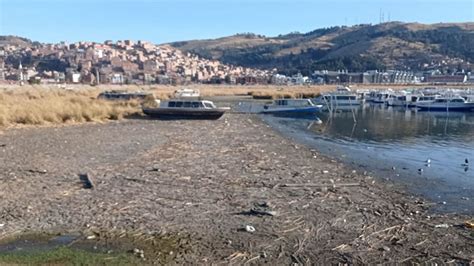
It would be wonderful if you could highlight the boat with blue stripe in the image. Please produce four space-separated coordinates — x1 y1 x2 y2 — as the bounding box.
262 99 323 116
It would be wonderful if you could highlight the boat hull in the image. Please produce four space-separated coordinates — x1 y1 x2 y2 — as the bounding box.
417 106 474 111
142 108 226 120
262 106 322 115
416 103 474 111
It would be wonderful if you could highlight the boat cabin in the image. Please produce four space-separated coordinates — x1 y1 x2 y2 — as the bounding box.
272 99 315 106
164 100 217 109
433 98 466 103
322 95 357 102
417 96 438 102
98 90 152 101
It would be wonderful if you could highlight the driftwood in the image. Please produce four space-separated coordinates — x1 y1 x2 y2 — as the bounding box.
281 182 360 188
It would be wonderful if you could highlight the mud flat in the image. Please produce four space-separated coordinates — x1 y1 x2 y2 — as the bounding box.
0 114 472 264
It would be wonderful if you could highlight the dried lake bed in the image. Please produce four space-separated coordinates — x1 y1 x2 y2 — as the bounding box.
0 113 472 264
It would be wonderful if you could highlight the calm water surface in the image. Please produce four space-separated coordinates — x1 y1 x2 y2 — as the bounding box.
261 104 474 214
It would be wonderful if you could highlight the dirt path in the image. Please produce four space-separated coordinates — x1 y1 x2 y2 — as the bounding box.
0 114 472 264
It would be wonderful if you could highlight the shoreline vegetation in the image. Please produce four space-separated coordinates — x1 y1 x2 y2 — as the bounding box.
0 83 471 128
0 88 140 128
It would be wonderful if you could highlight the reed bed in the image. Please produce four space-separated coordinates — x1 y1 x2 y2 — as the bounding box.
0 88 140 128
0 82 467 128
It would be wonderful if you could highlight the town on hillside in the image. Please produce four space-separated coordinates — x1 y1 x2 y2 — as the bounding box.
0 38 473 86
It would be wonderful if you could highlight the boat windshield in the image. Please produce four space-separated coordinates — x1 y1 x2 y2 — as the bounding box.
203 102 215 108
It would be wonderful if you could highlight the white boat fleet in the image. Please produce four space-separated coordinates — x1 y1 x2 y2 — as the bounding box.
315 86 474 112
104 86 473 121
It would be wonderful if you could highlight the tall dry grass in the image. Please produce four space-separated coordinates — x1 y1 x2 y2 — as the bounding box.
0 88 141 128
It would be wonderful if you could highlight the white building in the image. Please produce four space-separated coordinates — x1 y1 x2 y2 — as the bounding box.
71 73 81 83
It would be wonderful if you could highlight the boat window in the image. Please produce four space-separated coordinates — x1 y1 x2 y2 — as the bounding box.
175 101 183 107
452 99 464 103
203 102 213 108
183 102 192 108
168 101 176 107
192 102 200 108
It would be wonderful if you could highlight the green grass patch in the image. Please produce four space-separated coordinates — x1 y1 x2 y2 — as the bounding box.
0 246 139 265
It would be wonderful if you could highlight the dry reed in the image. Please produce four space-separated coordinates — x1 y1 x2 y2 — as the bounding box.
0 88 140 128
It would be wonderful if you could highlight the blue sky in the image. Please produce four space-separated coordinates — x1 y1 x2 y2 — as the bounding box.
0 0 472 44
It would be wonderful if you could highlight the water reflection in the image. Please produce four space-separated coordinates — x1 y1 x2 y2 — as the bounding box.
312 105 474 143
261 104 474 214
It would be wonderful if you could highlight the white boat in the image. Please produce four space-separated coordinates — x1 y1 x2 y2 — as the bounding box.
262 99 323 115
314 86 363 107
416 96 474 111
387 95 407 107
367 89 393 104
174 88 200 98
412 95 439 107
372 92 391 104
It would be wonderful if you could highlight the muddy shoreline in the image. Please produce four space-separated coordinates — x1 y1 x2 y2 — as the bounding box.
0 114 472 263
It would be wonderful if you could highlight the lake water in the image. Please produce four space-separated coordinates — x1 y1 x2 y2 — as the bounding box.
261 104 474 214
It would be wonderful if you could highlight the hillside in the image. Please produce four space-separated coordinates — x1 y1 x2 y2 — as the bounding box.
171 22 474 75
0 35 36 48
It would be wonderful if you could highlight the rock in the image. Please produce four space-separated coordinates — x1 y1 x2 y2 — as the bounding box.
434 224 449 228
147 164 160 171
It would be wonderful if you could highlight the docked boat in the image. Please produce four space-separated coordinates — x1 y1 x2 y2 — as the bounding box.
174 88 200 98
366 90 393 104
372 92 391 104
386 93 408 107
97 90 152 101
411 95 439 107
314 86 363 107
142 99 227 119
416 96 474 111
262 99 322 115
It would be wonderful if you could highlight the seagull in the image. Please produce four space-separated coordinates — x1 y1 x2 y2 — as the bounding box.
462 158 469 166
418 168 423 173
426 159 431 164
